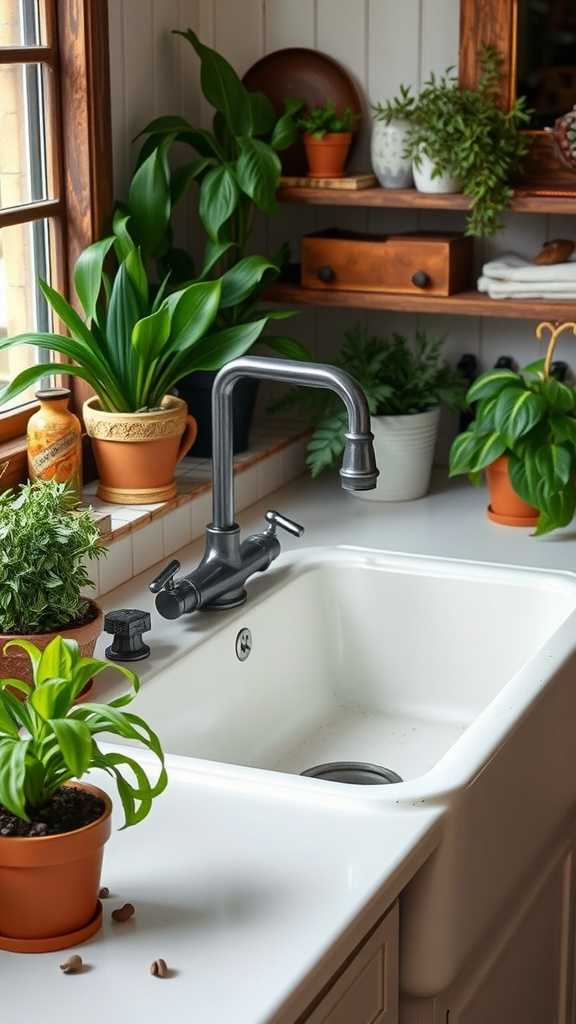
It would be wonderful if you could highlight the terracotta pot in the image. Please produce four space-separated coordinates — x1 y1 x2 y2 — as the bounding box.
486 456 539 527
83 395 197 504
0 783 112 953
304 131 352 178
0 599 103 695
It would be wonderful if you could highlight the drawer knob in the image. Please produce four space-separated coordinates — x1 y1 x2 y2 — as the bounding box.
411 270 430 289
317 265 335 283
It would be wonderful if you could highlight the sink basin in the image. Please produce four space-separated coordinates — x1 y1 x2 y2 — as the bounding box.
124 547 576 997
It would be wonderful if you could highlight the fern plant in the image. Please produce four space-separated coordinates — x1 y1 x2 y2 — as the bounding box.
275 327 467 477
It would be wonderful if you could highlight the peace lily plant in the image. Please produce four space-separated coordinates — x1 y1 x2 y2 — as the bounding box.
449 323 576 534
0 635 166 952
0 148 306 502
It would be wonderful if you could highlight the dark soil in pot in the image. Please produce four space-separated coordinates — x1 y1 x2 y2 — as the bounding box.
0 788 105 837
178 371 259 459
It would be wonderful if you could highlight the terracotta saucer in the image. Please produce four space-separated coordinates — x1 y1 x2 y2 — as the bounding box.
487 504 539 528
0 901 102 954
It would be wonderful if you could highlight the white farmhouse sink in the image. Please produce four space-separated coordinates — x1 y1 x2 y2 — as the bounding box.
124 548 576 997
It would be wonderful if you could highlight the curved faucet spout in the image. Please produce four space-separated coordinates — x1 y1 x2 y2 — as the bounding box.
211 356 378 529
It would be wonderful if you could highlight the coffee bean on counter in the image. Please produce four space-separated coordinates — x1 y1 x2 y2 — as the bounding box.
111 902 135 922
98 887 110 899
60 955 83 974
150 959 169 978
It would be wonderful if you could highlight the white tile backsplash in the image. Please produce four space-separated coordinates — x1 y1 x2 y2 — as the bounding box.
99 536 134 595
163 504 193 555
132 520 165 576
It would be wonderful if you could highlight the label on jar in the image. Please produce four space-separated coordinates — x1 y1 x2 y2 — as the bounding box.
29 430 79 476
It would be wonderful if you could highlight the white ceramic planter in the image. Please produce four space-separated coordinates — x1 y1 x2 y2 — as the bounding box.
412 149 461 194
371 119 413 189
353 407 440 502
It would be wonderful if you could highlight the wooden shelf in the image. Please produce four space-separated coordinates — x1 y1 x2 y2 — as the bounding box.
277 186 576 215
266 282 576 321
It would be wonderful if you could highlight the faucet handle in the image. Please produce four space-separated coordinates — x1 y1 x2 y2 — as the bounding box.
149 559 181 594
265 510 305 538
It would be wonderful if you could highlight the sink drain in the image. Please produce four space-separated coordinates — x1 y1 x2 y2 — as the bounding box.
301 762 403 785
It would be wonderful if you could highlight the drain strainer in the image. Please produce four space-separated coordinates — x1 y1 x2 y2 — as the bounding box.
301 761 403 785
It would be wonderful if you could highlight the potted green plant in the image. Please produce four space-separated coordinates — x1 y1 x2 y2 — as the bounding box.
296 103 359 178
371 86 416 189
0 635 166 952
0 172 305 502
0 480 105 687
449 332 576 533
276 326 466 500
395 46 531 234
129 30 307 457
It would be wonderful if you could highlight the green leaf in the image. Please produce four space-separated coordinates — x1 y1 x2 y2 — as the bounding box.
176 29 252 135
550 415 576 446
199 165 239 242
306 410 348 477
106 261 142 390
74 237 115 323
31 679 76 720
38 278 96 350
493 387 545 444
467 368 522 402
124 247 148 311
170 157 216 204
508 451 542 507
270 111 299 151
219 255 279 308
112 207 136 262
198 238 235 280
249 91 276 136
469 431 507 473
36 636 77 685
449 429 485 476
49 719 92 777
132 304 171 363
535 444 572 496
0 738 29 820
190 318 269 371
236 138 281 215
167 279 222 353
534 487 576 536
541 377 575 414
127 144 171 258
0 690 20 738
2 638 41 683
263 336 311 360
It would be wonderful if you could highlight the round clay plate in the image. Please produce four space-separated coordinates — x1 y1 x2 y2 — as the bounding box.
487 504 539 528
243 48 363 175
0 901 102 954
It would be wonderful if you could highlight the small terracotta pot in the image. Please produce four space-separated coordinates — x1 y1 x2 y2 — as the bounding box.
0 783 112 953
0 599 103 695
304 131 352 178
83 395 197 505
486 456 539 527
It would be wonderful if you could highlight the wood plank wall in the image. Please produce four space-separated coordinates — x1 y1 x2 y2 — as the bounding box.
107 0 561 460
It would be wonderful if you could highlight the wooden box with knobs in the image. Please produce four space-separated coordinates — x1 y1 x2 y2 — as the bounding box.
300 229 474 297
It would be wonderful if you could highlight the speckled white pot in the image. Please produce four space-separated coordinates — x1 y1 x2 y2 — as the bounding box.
370 119 413 189
412 149 461 194
353 407 440 502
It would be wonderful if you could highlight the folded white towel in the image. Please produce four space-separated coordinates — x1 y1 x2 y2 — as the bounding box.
482 252 576 282
478 276 576 300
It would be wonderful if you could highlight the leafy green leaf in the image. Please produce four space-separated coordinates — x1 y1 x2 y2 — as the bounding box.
248 91 276 136
236 138 281 215
542 377 575 414
127 144 171 258
199 165 239 242
262 336 311 360
132 304 171 363
535 444 572 495
74 237 115 323
493 387 545 444
219 255 279 308
49 719 92 776
467 368 522 402
0 738 29 820
176 29 252 135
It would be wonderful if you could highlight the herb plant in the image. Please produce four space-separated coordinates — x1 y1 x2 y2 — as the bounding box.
398 46 531 236
276 326 466 477
0 635 166 826
449 360 576 535
0 174 308 412
0 481 105 635
297 103 358 139
137 31 303 275
372 85 417 124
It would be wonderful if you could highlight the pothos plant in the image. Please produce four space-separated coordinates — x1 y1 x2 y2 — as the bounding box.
0 636 166 827
449 357 576 536
398 46 531 236
274 326 466 477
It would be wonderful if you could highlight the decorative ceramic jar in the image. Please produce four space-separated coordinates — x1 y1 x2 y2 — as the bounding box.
83 395 197 504
371 119 413 189
27 387 82 498
352 408 440 502
412 149 461 194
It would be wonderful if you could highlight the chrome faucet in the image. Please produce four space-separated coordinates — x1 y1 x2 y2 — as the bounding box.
151 355 378 619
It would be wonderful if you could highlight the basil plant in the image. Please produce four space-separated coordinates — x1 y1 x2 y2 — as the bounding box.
449 362 576 535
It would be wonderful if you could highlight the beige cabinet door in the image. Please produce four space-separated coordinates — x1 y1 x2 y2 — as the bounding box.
303 901 399 1024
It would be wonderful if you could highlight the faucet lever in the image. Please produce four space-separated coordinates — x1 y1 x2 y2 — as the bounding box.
149 559 181 594
265 510 305 538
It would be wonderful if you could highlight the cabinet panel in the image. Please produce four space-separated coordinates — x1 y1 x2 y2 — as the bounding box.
304 902 399 1024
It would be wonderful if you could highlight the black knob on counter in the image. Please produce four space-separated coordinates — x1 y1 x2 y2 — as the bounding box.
317 265 335 283
411 270 430 289
104 609 151 662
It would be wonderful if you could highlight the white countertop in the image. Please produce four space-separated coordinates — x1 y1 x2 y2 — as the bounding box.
3 468 569 1022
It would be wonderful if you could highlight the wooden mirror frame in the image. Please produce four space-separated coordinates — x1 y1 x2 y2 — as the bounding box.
459 0 576 193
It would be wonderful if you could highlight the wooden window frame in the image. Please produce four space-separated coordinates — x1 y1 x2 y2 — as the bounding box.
459 0 576 193
0 0 112 488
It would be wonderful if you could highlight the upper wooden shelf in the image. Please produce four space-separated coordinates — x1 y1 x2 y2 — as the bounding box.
266 282 576 321
277 186 576 215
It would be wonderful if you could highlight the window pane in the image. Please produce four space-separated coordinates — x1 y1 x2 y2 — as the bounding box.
0 216 51 411
0 0 42 47
0 62 50 209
